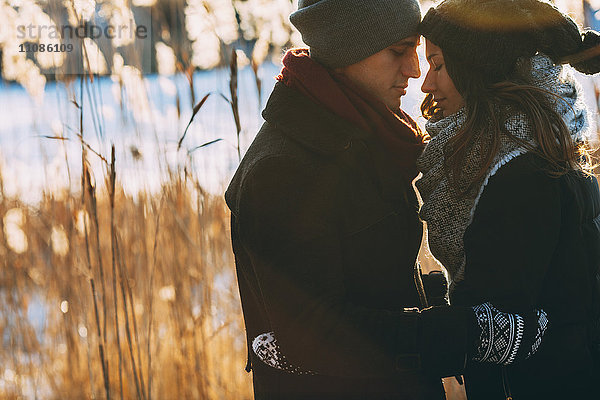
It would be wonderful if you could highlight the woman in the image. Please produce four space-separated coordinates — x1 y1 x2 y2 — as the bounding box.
417 0 600 398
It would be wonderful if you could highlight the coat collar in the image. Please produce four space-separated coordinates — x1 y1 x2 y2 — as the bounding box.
261 82 370 155
261 82 414 202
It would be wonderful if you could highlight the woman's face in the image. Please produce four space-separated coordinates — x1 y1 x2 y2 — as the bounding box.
421 39 465 117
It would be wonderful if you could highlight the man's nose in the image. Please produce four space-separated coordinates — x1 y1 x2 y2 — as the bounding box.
402 50 421 79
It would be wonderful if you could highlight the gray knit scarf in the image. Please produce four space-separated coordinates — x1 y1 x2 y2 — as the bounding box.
416 54 589 285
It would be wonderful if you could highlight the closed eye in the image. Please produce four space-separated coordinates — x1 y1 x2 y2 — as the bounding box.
434 63 443 72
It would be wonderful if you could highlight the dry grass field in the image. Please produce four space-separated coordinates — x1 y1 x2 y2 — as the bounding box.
0 169 252 399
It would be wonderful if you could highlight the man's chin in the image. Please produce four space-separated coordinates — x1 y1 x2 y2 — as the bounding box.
386 99 401 111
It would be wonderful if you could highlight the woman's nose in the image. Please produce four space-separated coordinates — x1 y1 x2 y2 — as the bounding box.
421 70 435 93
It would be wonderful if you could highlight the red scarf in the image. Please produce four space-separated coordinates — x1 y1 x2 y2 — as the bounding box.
277 48 428 181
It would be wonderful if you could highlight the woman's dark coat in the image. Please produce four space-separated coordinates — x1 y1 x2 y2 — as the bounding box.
451 152 600 399
225 82 471 399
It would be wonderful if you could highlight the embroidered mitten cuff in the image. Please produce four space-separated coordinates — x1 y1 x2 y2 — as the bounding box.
471 302 548 365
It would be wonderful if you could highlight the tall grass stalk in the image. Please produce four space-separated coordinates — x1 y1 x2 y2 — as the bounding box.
83 161 111 400
109 145 125 400
115 237 144 400
229 49 242 161
79 71 111 397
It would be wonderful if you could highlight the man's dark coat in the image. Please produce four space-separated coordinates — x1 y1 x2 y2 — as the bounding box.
225 82 470 399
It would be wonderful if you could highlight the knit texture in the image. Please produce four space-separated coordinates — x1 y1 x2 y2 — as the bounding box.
416 54 589 285
471 303 549 364
527 309 549 359
290 0 421 68
472 302 525 365
252 332 317 375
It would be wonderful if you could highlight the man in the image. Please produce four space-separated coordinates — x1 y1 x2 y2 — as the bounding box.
225 0 546 398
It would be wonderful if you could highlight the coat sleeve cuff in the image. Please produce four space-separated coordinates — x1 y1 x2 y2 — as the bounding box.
417 306 475 378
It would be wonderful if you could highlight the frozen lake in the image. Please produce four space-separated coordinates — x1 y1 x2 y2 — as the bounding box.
1 54 596 203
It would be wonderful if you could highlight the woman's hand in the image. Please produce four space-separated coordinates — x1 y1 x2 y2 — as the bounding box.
471 302 549 365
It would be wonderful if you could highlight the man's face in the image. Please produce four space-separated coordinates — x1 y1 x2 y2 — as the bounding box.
336 36 421 110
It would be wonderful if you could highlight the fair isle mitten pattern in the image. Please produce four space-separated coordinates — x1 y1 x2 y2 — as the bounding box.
472 302 524 365
252 332 317 375
526 309 549 359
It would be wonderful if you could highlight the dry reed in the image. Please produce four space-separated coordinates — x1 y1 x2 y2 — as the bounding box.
0 157 252 399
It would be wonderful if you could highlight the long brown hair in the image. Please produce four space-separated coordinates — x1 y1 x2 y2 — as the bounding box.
421 73 592 195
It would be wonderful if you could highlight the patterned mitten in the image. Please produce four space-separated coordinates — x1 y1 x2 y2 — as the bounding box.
472 302 549 365
252 332 317 375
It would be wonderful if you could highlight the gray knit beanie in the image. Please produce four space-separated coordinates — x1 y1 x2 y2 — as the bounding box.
290 0 421 69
